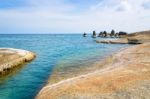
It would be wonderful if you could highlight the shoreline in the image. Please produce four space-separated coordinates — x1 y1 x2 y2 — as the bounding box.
36 42 150 99
47 46 129 85
0 48 36 75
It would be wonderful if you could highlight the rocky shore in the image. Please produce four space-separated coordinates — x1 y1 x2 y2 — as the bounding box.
96 30 150 44
96 39 128 44
36 31 150 99
0 48 36 75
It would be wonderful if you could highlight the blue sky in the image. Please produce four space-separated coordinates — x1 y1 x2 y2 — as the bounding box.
0 0 150 33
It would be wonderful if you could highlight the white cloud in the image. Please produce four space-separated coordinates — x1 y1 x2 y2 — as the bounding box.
116 0 132 11
0 0 150 33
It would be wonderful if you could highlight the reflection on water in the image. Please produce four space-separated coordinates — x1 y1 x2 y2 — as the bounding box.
0 64 25 84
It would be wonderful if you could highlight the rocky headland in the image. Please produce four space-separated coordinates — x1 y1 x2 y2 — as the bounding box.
36 31 150 99
96 30 150 44
0 48 36 75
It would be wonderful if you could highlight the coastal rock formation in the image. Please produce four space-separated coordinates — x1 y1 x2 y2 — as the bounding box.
0 48 36 75
36 42 150 99
83 32 87 37
97 30 126 38
98 32 103 37
127 30 150 43
115 33 119 37
118 31 128 37
128 38 142 44
110 29 115 37
103 31 107 37
36 30 150 99
96 30 150 44
92 31 96 38
96 39 128 44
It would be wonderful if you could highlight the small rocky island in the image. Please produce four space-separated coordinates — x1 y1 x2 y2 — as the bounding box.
0 48 36 75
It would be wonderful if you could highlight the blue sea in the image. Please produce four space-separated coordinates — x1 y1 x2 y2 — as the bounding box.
0 34 128 99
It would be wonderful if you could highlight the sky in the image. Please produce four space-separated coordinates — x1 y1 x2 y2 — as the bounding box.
0 0 150 33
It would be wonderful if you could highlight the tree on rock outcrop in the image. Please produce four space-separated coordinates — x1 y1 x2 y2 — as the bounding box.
110 29 115 37
98 32 103 37
103 31 107 37
92 31 96 38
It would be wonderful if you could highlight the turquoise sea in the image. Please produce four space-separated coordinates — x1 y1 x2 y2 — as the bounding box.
0 34 128 99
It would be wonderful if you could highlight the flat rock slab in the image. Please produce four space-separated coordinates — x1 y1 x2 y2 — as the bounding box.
36 43 150 99
96 39 128 44
0 48 36 74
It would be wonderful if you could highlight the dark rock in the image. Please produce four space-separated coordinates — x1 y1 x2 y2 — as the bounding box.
98 32 103 37
83 32 87 37
128 38 142 44
92 31 96 38
115 33 119 37
103 31 107 37
119 31 128 37
110 29 115 37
